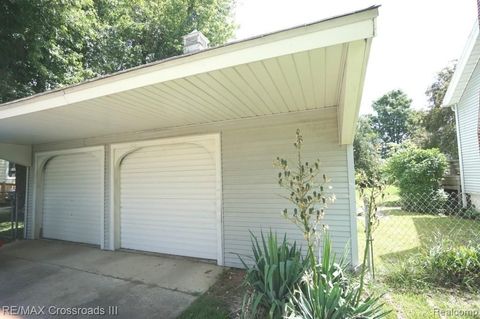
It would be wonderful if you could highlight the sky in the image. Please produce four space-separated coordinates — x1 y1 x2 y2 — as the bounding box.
233 0 477 114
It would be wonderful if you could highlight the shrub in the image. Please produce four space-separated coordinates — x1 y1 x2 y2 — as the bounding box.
385 236 480 292
285 236 389 319
462 207 480 220
239 231 308 319
385 146 448 213
426 238 480 291
400 189 448 214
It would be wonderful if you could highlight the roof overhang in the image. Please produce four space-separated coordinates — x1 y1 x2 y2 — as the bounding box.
443 22 480 107
0 6 378 149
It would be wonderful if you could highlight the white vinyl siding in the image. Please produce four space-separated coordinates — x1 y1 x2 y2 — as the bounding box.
119 140 218 260
26 108 355 267
221 120 350 267
42 152 102 245
0 160 7 183
457 61 480 195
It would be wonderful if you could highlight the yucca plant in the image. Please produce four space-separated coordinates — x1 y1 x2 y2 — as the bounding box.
286 236 390 319
238 231 308 319
286 280 387 319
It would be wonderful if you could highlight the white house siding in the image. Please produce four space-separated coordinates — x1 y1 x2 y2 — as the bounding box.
457 60 480 207
0 160 7 183
25 107 357 267
221 120 351 267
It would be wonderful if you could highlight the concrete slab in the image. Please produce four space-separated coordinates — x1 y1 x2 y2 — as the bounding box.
0 240 223 318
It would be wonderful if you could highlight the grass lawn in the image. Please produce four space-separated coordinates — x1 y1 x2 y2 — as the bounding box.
358 210 480 269
357 191 480 318
0 207 24 240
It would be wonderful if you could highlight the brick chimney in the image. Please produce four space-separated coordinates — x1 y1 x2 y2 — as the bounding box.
182 30 210 54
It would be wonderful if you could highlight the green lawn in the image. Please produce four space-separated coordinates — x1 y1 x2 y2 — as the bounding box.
357 194 480 318
0 207 24 240
357 209 480 270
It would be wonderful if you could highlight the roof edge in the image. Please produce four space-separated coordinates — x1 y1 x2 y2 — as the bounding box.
443 22 480 107
0 5 379 109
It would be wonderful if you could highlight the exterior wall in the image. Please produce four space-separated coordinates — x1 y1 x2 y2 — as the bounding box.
0 160 7 183
457 60 480 199
0 159 16 184
24 107 358 267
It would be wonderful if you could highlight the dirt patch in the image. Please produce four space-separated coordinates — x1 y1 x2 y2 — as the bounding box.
204 268 246 318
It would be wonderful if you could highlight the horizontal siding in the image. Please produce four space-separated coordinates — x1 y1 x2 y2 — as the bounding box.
221 119 350 267
0 160 6 182
458 60 480 194
26 107 355 267
42 153 102 245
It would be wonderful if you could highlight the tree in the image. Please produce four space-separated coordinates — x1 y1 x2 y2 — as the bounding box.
421 64 458 158
353 115 382 177
371 90 415 156
426 64 455 109
0 0 236 104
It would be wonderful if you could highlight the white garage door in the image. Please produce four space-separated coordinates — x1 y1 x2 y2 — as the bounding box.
120 139 219 260
42 151 103 245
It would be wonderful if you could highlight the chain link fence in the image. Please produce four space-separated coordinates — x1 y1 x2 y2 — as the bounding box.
357 188 480 278
0 190 23 242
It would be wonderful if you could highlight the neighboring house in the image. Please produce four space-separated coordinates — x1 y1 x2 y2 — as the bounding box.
0 159 15 184
0 7 378 267
443 19 480 209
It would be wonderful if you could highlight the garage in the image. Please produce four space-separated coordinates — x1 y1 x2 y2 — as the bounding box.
41 148 104 246
117 135 221 261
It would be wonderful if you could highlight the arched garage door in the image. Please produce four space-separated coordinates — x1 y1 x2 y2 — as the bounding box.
42 151 103 245
119 140 219 260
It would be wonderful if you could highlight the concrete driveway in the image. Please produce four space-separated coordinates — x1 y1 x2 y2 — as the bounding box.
0 240 223 318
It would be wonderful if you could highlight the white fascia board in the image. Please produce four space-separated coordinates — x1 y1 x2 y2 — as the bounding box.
338 38 371 145
0 8 378 120
0 143 32 166
443 22 480 107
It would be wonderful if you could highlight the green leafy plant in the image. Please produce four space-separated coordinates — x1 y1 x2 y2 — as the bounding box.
385 145 448 213
285 236 389 319
385 235 480 292
239 231 308 319
426 237 480 291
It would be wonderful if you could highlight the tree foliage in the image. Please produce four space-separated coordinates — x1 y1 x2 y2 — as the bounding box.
421 64 458 158
426 64 455 108
0 0 236 103
353 115 382 177
371 90 415 155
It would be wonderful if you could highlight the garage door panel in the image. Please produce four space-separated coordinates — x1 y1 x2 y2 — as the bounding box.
120 139 219 260
42 151 103 245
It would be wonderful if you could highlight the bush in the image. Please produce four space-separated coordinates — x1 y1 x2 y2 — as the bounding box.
285 236 389 319
462 207 480 220
400 189 448 214
385 236 480 292
426 238 480 291
239 231 308 319
385 146 448 213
